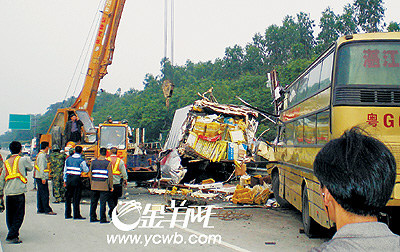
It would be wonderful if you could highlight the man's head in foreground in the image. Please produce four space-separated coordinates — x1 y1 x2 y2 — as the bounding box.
9 141 22 155
314 127 396 227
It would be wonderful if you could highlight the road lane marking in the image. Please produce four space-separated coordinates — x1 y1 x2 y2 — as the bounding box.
175 224 251 252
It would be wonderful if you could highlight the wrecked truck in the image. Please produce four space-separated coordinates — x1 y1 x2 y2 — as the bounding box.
160 97 259 184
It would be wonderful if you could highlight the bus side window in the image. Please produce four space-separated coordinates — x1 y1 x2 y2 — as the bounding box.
288 82 299 107
307 63 322 96
286 122 294 145
296 76 309 103
294 118 304 145
279 126 286 143
304 115 316 145
320 52 334 90
317 111 330 144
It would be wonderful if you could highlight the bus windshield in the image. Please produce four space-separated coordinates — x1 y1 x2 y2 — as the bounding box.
336 41 400 86
100 126 126 149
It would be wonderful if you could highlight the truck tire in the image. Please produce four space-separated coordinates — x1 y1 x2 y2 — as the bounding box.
271 170 289 208
302 185 320 237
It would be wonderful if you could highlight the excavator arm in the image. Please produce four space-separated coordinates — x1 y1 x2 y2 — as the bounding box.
72 0 126 115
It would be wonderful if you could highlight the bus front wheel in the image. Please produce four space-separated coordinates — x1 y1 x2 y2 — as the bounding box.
271 170 289 207
302 185 320 237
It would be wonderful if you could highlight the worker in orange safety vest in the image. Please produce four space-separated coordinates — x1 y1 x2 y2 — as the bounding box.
106 147 127 216
0 141 33 244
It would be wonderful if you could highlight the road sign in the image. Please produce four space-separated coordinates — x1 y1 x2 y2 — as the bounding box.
9 114 31 130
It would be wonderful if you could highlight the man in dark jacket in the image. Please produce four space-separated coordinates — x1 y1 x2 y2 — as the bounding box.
89 148 114 223
63 146 88 219
64 114 83 144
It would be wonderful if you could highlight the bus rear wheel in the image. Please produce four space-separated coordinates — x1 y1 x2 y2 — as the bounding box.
271 170 289 208
302 185 320 238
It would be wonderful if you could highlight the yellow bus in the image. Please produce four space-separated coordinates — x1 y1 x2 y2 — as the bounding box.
267 32 400 237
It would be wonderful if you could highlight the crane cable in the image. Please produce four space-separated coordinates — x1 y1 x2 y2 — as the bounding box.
73 0 105 97
62 0 104 105
163 0 174 64
162 0 175 109
164 0 168 60
171 0 174 65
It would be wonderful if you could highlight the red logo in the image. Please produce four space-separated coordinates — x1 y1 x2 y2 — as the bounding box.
366 113 379 127
363 50 380 68
363 49 399 69
383 50 400 68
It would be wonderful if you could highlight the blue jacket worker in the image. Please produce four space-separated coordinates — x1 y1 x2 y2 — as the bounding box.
63 145 88 220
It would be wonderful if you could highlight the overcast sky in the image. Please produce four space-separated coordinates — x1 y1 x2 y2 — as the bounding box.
1 0 399 136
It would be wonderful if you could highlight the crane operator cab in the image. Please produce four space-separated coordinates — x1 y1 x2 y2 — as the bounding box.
40 108 97 149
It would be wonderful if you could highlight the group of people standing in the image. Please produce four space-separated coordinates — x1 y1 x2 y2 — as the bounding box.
0 140 128 244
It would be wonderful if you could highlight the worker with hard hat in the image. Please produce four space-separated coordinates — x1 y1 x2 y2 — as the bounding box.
104 115 113 124
0 141 33 244
64 142 76 156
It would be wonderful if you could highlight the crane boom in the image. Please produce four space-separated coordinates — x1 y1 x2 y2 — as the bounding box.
72 0 126 115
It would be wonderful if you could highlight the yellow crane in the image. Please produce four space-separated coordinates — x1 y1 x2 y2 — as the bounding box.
41 0 126 160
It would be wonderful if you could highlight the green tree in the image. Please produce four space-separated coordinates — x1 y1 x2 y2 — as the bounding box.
354 0 385 32
295 12 316 58
387 22 400 32
337 4 359 35
264 13 316 66
315 8 339 55
223 45 244 79
317 8 339 47
264 24 286 66
243 44 265 74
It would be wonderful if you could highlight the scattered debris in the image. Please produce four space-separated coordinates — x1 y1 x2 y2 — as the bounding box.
232 184 271 205
184 182 223 190
265 198 278 208
159 149 187 184
148 188 168 195
213 210 252 221
161 89 260 183
212 205 265 209
201 178 215 184
191 191 219 199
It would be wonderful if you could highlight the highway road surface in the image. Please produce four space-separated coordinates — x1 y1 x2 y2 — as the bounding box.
0 150 326 252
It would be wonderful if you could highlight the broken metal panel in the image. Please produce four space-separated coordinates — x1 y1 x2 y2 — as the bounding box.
193 99 258 118
163 105 192 150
